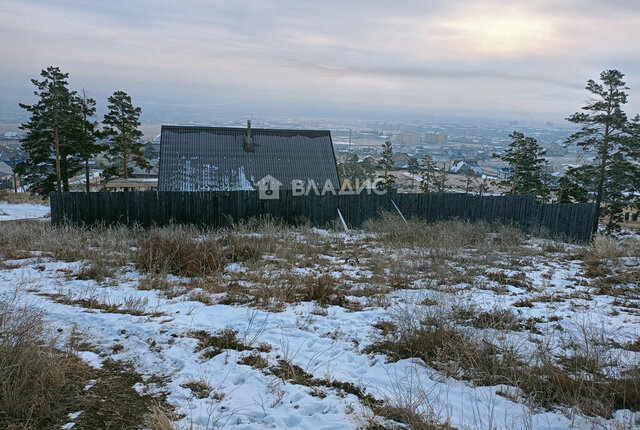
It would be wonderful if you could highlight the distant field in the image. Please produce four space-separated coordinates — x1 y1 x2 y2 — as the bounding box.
0 123 163 141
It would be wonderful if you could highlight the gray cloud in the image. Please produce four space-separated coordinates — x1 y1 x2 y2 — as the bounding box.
1 0 639 120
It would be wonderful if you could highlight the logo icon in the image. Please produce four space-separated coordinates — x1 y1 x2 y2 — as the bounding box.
256 175 283 200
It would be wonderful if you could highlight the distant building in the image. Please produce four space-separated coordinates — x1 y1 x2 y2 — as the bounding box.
0 159 13 178
450 160 482 176
0 160 14 190
391 152 411 169
400 132 422 146
360 156 377 170
158 123 340 191
424 133 446 146
546 142 568 156
103 178 157 191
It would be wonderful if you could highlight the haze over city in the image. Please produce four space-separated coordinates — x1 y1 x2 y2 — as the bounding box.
2 0 640 123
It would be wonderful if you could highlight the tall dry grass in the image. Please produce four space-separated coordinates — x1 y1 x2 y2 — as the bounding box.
361 211 525 253
0 298 88 428
0 190 48 205
0 220 137 264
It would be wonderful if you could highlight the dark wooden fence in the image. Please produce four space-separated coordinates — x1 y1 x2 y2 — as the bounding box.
50 191 596 241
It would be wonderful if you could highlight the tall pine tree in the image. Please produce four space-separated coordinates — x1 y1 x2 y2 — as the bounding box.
565 69 637 234
101 91 149 180
17 67 81 195
419 154 436 193
436 162 448 193
74 89 100 192
376 141 396 189
497 131 548 200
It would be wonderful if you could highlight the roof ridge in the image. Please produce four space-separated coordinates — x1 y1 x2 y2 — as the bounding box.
160 125 330 134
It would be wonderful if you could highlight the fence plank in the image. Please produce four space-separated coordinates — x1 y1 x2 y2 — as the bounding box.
49 191 596 241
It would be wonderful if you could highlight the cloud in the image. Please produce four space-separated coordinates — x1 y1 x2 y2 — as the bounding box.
1 0 639 120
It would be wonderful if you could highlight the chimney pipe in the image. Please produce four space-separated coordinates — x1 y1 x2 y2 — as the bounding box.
244 120 254 152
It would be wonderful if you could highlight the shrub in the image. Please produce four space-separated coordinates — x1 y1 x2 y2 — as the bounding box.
135 227 225 277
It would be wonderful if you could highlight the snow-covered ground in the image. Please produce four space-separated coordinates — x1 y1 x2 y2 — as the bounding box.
0 200 49 221
0 222 638 429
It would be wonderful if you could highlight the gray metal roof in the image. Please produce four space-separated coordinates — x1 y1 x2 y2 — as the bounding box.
158 126 340 191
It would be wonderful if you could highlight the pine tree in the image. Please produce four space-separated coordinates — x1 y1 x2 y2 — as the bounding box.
436 163 448 193
361 157 376 182
624 114 640 213
474 176 491 196
376 141 396 189
101 91 149 180
143 141 157 160
565 69 637 235
463 170 473 194
557 166 594 204
419 155 436 193
407 157 420 188
17 67 81 195
338 153 370 187
74 89 100 193
497 131 548 199
601 152 637 232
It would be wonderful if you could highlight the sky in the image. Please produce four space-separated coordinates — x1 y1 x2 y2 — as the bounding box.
1 0 640 123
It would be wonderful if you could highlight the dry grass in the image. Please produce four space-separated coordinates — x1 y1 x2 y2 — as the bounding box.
361 211 525 252
266 358 451 429
43 292 160 317
0 295 174 429
181 379 211 399
134 224 285 278
0 190 48 205
366 303 640 418
0 299 88 429
366 405 449 430
74 359 172 430
75 257 116 282
0 221 137 266
2 215 639 424
135 227 225 277
579 235 640 299
190 328 252 359
146 403 178 430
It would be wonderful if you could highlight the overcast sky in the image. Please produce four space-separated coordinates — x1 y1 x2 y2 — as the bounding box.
1 0 640 122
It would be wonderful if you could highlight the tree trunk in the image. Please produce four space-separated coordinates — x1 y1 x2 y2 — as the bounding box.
62 155 69 192
557 181 564 204
52 82 62 194
85 158 90 193
592 105 612 237
83 90 90 193
511 142 521 195
592 152 607 236
123 128 128 180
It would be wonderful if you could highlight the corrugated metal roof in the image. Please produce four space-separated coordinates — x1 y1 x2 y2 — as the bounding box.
158 126 340 191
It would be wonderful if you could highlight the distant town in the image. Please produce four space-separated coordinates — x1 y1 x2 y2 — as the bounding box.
0 115 586 194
